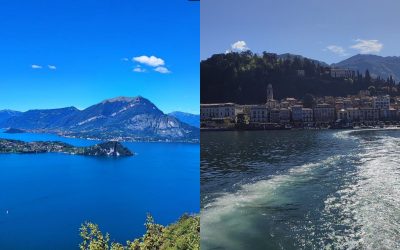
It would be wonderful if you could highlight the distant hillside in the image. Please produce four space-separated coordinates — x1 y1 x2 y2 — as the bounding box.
201 51 394 104
0 96 199 142
4 107 80 130
334 54 400 82
169 111 199 128
278 53 329 67
0 110 21 124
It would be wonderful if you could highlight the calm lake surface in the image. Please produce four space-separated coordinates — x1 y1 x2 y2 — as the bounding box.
0 131 199 250
201 129 400 249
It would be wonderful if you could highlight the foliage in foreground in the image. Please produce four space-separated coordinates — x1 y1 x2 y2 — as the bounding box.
79 214 200 250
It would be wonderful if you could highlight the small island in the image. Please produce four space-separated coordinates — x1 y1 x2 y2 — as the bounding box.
0 139 133 157
4 128 26 134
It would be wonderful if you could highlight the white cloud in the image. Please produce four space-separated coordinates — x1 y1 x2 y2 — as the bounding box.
326 45 347 56
350 39 383 54
231 40 249 52
133 66 146 73
48 65 56 70
31 64 42 69
133 55 165 67
121 57 129 62
154 66 171 74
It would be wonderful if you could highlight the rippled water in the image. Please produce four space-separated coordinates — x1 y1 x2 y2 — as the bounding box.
0 131 199 249
201 129 400 249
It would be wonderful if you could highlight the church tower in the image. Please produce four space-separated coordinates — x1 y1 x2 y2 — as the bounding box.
267 84 273 101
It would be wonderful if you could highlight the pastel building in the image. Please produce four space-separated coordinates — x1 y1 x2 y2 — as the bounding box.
291 105 304 122
279 108 291 123
200 103 236 120
246 105 269 123
313 104 335 123
302 108 313 123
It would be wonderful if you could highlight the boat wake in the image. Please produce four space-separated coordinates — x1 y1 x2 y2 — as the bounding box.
201 156 345 250
321 133 400 249
201 129 400 249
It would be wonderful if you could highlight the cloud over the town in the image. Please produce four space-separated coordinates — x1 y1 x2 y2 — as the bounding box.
48 65 56 70
350 39 383 54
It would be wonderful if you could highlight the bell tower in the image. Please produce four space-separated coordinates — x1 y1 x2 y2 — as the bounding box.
267 84 273 101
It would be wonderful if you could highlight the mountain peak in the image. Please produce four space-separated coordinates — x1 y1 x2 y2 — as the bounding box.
101 96 148 104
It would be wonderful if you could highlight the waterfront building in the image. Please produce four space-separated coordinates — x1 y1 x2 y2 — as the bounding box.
389 108 398 121
279 108 291 124
359 108 379 122
291 105 303 122
347 108 361 122
270 109 280 123
246 105 268 123
313 103 335 123
302 108 313 124
337 109 349 121
200 103 236 120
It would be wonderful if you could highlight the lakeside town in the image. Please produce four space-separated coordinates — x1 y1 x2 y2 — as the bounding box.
201 81 400 130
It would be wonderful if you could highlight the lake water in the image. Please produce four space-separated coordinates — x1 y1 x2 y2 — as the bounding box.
201 129 400 249
0 131 199 249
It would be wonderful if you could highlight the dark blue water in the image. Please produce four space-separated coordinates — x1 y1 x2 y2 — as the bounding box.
201 129 400 249
0 131 199 249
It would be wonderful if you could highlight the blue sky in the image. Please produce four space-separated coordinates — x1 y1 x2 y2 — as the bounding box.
0 0 199 114
201 0 400 64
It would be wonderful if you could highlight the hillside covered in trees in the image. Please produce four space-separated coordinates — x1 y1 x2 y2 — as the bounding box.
201 51 398 104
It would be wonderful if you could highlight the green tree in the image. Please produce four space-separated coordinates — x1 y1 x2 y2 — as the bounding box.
368 85 376 96
79 214 200 250
80 222 110 250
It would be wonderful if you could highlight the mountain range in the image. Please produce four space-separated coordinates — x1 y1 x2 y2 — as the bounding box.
333 54 400 82
0 110 22 124
0 96 199 142
282 53 400 82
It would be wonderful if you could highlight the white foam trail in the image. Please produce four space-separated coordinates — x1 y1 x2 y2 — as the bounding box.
322 132 400 249
201 156 341 249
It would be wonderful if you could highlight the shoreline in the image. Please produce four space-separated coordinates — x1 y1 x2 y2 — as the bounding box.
200 125 400 132
0 128 199 144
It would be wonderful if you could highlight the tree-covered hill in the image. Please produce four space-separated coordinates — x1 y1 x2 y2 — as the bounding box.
201 51 397 104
